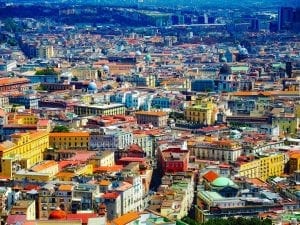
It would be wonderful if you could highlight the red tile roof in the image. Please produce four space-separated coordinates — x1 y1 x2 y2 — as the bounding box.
6 215 26 225
102 192 119 199
66 213 98 224
203 170 219 182
128 144 143 153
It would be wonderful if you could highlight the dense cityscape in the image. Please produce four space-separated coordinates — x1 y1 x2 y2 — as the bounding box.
0 0 299 224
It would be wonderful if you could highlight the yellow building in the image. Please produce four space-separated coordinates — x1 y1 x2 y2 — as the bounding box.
237 153 284 181
10 200 36 220
0 131 49 178
14 160 59 182
238 160 260 178
260 154 284 181
56 164 93 181
185 97 217 125
289 153 300 174
14 171 52 182
89 150 115 167
49 132 90 150
7 112 39 125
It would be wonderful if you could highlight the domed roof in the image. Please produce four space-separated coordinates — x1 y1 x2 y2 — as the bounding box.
220 56 227 63
219 64 232 74
103 65 110 72
87 81 97 91
211 177 235 187
49 208 67 220
145 54 152 62
239 47 248 55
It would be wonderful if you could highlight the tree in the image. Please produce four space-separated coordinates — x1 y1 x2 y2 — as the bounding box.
52 125 70 133
71 76 79 81
35 67 58 75
201 217 272 225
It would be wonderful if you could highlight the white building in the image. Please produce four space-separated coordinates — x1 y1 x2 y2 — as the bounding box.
89 129 133 150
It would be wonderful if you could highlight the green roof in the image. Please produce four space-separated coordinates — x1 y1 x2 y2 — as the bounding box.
199 191 223 201
231 66 249 73
211 177 235 187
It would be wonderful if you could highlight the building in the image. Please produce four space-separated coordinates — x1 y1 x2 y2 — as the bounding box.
135 111 168 127
38 183 74 219
102 192 121 221
237 153 285 180
0 60 17 72
89 130 133 150
159 147 189 174
74 104 125 116
196 186 283 223
10 200 36 220
9 93 39 109
133 133 153 158
72 183 99 211
289 153 300 174
151 96 171 109
185 97 217 125
0 131 49 178
190 137 242 163
0 187 14 215
216 64 238 92
148 172 194 220
191 80 215 92
278 7 294 31
49 132 90 150
89 150 115 167
38 45 54 59
0 78 29 92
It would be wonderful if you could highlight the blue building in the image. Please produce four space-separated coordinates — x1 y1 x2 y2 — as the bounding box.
25 74 59 83
191 79 215 92
9 94 39 109
151 96 171 109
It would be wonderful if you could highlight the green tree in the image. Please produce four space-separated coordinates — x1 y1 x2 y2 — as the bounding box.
52 125 70 133
35 67 58 75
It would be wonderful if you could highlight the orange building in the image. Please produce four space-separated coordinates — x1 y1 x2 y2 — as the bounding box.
49 132 90 150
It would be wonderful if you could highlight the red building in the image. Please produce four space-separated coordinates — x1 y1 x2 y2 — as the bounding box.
0 77 29 92
159 147 189 174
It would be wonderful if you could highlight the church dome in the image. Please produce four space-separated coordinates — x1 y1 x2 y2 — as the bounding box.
219 64 232 74
211 177 235 187
87 81 97 91
145 54 152 62
220 56 227 63
49 208 67 220
103 65 110 73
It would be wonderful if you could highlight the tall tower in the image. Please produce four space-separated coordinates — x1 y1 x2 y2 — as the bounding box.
278 7 294 31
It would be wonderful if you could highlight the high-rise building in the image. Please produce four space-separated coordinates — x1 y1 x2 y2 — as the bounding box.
293 8 300 32
278 7 294 31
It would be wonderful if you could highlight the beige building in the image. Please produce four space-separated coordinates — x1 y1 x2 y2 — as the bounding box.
38 184 74 219
135 111 168 127
10 200 36 220
89 150 115 167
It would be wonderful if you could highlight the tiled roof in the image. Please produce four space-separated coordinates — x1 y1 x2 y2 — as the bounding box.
58 184 73 191
31 160 57 172
112 212 140 225
135 111 168 116
50 132 90 137
102 191 119 199
66 213 98 224
6 215 26 225
203 170 219 182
